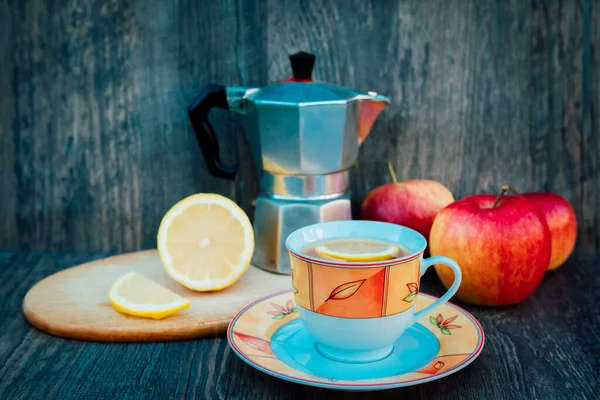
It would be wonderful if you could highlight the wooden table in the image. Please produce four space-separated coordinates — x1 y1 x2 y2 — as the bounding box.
1 252 598 399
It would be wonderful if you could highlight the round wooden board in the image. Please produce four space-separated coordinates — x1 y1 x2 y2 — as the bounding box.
22 250 290 342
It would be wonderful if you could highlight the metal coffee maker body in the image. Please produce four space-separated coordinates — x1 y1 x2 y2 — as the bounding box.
187 52 390 274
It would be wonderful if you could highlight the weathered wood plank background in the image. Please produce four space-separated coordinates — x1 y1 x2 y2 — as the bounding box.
0 0 598 253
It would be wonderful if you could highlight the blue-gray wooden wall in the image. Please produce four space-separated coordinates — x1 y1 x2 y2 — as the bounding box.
0 0 598 253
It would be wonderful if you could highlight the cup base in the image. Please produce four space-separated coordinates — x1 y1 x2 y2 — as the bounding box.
315 343 394 364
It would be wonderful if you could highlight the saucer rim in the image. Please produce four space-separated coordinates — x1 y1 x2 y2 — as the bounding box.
227 289 485 391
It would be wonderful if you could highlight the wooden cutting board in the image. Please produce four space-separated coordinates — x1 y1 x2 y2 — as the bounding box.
22 250 290 342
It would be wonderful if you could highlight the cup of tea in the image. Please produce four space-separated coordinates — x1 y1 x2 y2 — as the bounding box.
284 220 462 363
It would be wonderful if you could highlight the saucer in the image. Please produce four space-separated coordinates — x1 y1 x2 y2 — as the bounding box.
227 290 484 391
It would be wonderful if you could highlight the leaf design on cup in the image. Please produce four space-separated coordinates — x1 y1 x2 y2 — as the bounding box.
402 292 418 302
326 279 366 301
291 266 299 294
402 282 419 302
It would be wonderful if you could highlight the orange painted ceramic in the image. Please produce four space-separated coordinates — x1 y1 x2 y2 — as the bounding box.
290 253 422 318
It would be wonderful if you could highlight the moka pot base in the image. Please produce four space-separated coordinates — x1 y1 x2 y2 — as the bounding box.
251 170 352 274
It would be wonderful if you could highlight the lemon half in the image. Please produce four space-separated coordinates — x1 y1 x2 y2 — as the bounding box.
157 193 254 291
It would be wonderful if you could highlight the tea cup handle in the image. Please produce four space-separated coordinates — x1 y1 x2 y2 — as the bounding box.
413 256 462 322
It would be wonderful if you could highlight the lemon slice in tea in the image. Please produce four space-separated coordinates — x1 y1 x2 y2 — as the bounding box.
314 239 401 262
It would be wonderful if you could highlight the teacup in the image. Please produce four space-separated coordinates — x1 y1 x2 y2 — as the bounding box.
285 220 462 363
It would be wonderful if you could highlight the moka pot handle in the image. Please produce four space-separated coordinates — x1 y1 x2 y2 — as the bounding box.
187 84 237 180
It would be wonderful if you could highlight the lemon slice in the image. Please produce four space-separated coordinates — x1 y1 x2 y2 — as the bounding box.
157 193 254 291
314 240 401 262
109 272 190 319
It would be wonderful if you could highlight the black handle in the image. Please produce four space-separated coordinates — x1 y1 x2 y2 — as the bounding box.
188 84 237 180
289 51 316 80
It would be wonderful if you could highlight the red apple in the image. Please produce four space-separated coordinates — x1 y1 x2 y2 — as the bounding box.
429 188 551 306
522 193 577 270
360 164 455 242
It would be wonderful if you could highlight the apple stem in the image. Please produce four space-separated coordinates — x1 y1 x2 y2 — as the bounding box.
386 161 398 184
492 184 521 208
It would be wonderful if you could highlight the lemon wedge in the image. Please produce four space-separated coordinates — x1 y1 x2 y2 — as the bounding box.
109 272 190 319
157 193 254 291
314 240 401 262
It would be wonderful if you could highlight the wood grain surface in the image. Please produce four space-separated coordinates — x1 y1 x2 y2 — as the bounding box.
0 0 599 254
22 250 290 342
2 251 599 399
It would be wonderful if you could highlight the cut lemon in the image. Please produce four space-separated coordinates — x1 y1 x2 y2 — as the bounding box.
157 193 254 291
314 240 401 262
109 272 190 319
